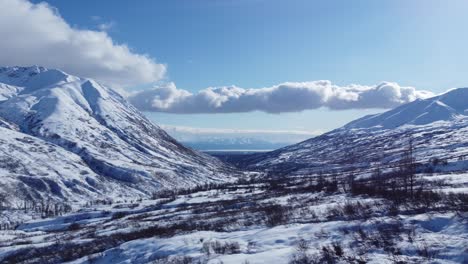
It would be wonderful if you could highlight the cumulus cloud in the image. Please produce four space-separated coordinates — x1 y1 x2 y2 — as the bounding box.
129 81 434 114
0 0 166 87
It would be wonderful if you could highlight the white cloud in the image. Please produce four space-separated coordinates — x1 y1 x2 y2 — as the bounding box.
129 81 434 114
0 0 166 87
97 21 115 32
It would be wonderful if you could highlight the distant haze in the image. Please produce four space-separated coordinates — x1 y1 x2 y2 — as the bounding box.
161 125 320 150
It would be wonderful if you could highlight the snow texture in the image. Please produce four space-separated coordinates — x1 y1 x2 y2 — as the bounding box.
0 66 238 204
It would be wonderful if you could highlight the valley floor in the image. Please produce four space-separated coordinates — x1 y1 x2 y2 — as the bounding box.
0 171 466 264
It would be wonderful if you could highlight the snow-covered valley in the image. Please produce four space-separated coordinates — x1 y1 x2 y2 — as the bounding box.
0 66 466 263
0 171 466 264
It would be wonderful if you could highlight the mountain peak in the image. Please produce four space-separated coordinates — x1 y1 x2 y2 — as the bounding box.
0 65 77 93
0 65 62 79
436 87 468 113
0 65 48 74
0 66 237 203
344 87 468 129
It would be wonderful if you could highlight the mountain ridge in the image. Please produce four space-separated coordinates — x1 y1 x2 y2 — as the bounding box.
238 88 468 175
0 66 238 204
344 87 468 129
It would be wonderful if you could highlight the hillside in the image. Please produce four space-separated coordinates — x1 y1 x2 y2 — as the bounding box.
0 66 238 204
345 87 468 129
238 88 468 176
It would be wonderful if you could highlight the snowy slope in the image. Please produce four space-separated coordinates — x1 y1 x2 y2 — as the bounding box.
240 88 468 175
0 66 238 203
0 123 140 205
345 87 468 129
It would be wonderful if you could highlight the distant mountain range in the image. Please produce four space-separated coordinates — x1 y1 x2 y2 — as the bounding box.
181 137 289 151
0 66 237 204
160 125 317 151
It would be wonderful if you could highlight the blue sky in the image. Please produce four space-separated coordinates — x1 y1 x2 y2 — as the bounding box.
16 0 468 137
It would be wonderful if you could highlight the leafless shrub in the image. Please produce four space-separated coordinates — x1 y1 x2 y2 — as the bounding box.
201 240 241 256
111 211 128 220
151 256 196 264
263 203 290 227
320 246 337 264
289 238 319 264
416 242 439 260
331 242 343 257
67 223 81 231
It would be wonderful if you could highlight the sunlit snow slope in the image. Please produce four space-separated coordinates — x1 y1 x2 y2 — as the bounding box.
0 66 237 203
241 88 468 175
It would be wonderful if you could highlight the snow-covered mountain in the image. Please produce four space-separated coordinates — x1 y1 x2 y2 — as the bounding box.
0 66 237 204
345 87 468 129
0 70 466 264
240 88 468 175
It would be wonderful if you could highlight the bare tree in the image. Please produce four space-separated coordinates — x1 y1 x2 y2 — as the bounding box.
399 134 416 198
408 136 416 198
0 193 6 210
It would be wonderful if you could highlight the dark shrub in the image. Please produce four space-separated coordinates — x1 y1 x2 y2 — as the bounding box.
68 223 81 231
263 204 290 227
